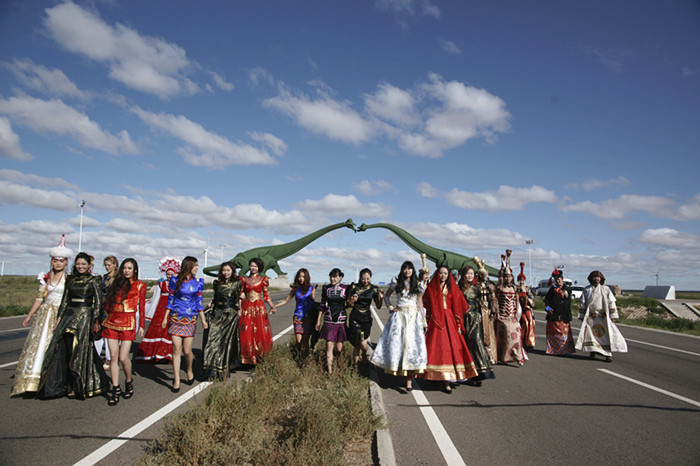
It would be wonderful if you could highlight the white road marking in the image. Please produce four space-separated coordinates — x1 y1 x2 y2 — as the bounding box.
75 323 295 466
534 318 700 357
0 361 18 369
0 327 28 333
372 305 466 466
598 368 700 408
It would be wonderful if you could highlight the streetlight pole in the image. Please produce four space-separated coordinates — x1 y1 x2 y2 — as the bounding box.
78 200 86 252
525 239 534 288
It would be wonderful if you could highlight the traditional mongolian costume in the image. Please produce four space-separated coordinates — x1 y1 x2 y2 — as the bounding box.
11 236 72 396
371 276 428 376
346 282 380 347
239 275 273 365
494 250 525 365
319 282 349 342
292 284 316 336
203 276 243 377
167 275 205 338
39 261 110 399
135 257 179 363
421 272 478 382
517 262 536 350
544 268 575 355
575 271 627 360
461 258 494 382
101 279 146 341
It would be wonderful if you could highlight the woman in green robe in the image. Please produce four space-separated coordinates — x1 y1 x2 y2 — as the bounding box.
203 262 243 380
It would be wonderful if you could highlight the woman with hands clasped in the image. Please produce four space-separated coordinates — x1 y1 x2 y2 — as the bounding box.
239 258 276 366
162 256 207 392
370 261 429 392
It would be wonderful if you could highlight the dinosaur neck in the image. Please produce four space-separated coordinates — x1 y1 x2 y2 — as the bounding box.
276 221 350 258
363 223 442 258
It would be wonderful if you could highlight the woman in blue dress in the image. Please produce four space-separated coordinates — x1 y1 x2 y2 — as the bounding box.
161 256 207 392
274 268 316 356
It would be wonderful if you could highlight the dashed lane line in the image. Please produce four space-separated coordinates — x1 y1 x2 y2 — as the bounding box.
598 368 700 408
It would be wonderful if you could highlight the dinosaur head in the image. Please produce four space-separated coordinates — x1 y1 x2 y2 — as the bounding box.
344 218 357 232
357 223 369 232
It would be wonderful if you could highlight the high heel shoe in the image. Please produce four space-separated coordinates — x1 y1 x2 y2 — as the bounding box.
171 385 180 393
108 385 121 406
123 379 134 399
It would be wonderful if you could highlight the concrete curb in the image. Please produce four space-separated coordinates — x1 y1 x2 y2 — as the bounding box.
369 365 396 466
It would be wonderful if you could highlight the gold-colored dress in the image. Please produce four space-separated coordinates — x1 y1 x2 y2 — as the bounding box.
11 274 64 396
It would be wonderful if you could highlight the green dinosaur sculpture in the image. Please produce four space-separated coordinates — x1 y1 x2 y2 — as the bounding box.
357 222 499 276
203 218 358 277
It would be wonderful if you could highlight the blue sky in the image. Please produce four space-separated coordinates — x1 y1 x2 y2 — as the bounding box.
1 0 699 289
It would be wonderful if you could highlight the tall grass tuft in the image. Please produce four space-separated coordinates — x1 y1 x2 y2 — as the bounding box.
141 342 383 465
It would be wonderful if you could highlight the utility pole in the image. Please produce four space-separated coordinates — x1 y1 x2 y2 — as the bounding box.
525 239 534 288
78 200 86 252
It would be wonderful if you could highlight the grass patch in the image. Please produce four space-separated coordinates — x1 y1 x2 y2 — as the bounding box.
618 315 700 336
0 275 40 317
616 296 665 314
140 343 384 465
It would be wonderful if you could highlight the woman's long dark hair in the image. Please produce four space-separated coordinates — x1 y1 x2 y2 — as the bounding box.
104 258 139 310
458 265 476 290
217 261 238 283
174 256 198 293
398 261 419 295
294 268 311 293
71 252 92 276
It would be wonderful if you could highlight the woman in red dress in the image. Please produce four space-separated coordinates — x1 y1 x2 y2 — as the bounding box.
517 262 536 351
239 258 277 365
421 265 478 393
135 257 180 364
102 258 146 405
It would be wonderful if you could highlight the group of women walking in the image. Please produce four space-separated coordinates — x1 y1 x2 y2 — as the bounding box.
12 236 629 403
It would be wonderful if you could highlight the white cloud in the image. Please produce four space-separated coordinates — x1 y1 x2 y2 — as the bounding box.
376 0 441 19
249 131 288 156
131 107 278 167
439 39 461 55
561 194 675 220
417 183 556 212
44 2 199 99
638 228 700 250
416 181 439 198
0 117 32 161
3 58 88 100
354 180 394 196
209 71 234 91
673 193 700 221
296 194 391 218
567 176 630 191
364 83 420 127
264 85 373 144
248 67 275 87
0 169 79 190
0 95 138 155
406 221 527 250
0 180 77 210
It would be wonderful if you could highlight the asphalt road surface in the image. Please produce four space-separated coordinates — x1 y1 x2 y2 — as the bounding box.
2 292 699 465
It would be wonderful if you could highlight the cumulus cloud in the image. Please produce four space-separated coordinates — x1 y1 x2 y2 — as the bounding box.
131 107 279 167
638 228 700 250
364 83 420 127
561 194 675 220
0 95 138 155
417 182 556 212
296 194 391 218
439 39 461 55
0 169 79 190
673 193 700 221
209 71 234 91
0 180 77 210
43 2 200 99
249 131 288 156
264 85 373 144
354 180 394 196
0 117 32 160
566 176 630 191
3 58 88 100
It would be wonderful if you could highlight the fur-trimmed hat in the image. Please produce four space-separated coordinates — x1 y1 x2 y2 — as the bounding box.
49 234 73 259
159 256 181 274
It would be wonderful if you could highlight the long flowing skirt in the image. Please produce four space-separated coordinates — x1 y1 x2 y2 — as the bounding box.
39 306 110 399
134 298 172 363
496 313 525 364
203 308 240 376
464 309 494 379
546 321 575 355
239 299 272 365
575 312 628 357
371 308 427 376
482 309 498 364
11 301 58 395
422 310 478 382
520 309 536 349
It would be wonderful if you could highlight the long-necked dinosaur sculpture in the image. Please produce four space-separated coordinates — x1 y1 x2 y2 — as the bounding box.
357 222 499 276
203 218 357 277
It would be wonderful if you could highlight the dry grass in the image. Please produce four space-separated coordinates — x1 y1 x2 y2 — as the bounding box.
140 342 383 465
0 275 40 317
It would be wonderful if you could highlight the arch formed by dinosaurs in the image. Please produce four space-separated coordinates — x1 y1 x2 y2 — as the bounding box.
203 219 498 277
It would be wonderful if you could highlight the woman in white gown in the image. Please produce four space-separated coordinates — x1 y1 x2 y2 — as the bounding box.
575 270 627 362
370 261 429 391
11 235 72 396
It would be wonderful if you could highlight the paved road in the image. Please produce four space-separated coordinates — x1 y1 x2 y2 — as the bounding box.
373 308 700 465
3 294 699 465
0 290 293 465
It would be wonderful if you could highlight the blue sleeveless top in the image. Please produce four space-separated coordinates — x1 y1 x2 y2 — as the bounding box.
294 285 315 319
